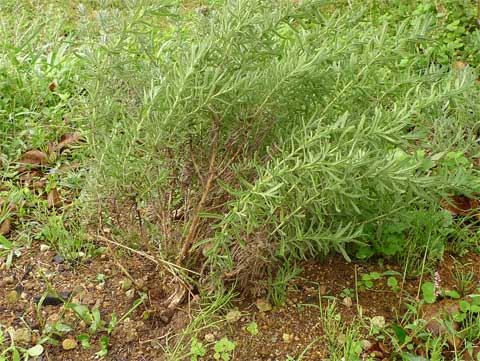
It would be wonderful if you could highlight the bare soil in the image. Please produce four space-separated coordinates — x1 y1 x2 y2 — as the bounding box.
2 245 479 360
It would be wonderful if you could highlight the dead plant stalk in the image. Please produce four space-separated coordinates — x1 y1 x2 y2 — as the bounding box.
177 115 220 264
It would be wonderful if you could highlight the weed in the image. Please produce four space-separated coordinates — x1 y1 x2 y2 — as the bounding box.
340 288 354 299
245 322 259 336
422 281 437 304
190 337 206 361
213 337 235 361
319 300 363 360
358 272 382 291
387 276 401 293
0 234 22 269
0 326 45 360
166 290 234 360
268 262 302 305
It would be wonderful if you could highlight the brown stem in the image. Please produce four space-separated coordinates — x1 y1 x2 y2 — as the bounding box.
177 115 220 265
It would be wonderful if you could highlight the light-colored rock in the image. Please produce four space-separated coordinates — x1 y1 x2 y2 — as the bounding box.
204 333 215 342
62 338 77 350
120 278 133 291
125 289 135 299
256 298 272 313
361 339 373 351
40 244 50 252
342 297 353 308
226 310 242 323
370 316 385 329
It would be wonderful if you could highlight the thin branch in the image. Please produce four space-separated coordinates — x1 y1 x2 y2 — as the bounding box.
92 233 200 276
177 114 220 265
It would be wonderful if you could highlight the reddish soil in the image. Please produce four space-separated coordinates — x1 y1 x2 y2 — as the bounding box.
1 245 479 360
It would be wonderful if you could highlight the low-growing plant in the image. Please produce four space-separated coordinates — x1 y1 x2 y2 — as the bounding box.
0 326 45 361
213 337 235 361
190 337 206 361
246 321 259 336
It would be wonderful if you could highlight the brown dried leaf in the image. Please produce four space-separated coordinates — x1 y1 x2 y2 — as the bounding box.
47 189 62 208
421 299 461 348
18 150 48 166
441 195 480 217
58 161 80 173
19 171 42 185
32 179 47 190
57 132 81 150
0 219 12 235
47 142 57 157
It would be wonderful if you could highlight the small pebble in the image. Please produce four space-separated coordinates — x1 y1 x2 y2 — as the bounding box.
256 298 272 313
4 275 15 284
7 290 18 304
319 285 327 295
13 328 31 344
40 244 50 252
62 338 77 350
125 289 135 299
343 297 353 308
226 310 242 323
361 339 373 351
204 333 215 342
53 255 64 264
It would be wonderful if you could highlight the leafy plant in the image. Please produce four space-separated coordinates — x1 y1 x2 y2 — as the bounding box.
190 337 206 361
213 337 235 361
83 0 480 296
387 277 401 292
246 322 259 336
0 326 45 361
0 234 22 269
421 281 436 304
453 295 480 323
358 272 383 291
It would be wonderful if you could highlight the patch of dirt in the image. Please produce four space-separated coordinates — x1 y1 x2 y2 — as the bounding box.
0 241 192 361
206 254 480 361
1 241 480 360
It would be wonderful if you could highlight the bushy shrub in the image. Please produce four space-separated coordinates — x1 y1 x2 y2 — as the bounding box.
82 0 480 291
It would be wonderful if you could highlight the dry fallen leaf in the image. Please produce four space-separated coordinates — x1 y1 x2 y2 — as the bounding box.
57 132 82 151
0 219 12 235
441 195 480 219
18 150 48 166
47 142 57 157
32 179 47 190
47 189 62 208
421 299 461 348
19 171 42 185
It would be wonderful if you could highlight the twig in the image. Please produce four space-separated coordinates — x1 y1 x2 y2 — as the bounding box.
104 239 138 287
190 139 205 187
177 115 220 265
92 233 200 276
